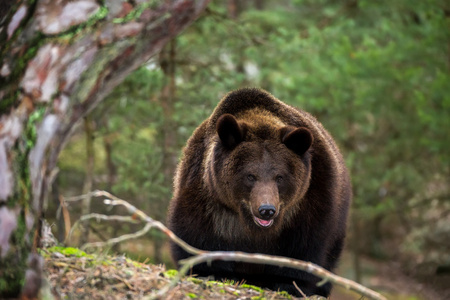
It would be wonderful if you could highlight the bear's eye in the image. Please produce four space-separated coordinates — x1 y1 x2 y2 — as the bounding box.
276 175 283 184
247 174 256 182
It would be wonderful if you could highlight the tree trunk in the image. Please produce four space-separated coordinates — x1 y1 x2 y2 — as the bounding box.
102 124 121 253
103 133 116 192
0 0 210 297
79 116 95 246
153 39 178 264
159 39 177 186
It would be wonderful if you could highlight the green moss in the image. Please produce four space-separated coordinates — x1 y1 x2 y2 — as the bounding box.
42 247 119 268
163 269 178 278
2 31 46 98
187 277 203 284
26 107 45 137
0 93 16 114
240 283 264 293
89 6 109 24
0 91 45 297
0 0 38 55
101 260 114 266
113 0 160 24
125 258 146 269
9 106 46 208
56 5 109 42
186 293 197 298
0 212 29 297
277 290 292 298
0 38 43 114
46 246 94 259
206 280 224 286
17 41 40 73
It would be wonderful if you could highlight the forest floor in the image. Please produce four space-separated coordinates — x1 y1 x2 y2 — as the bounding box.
331 253 450 300
41 245 450 300
42 246 321 299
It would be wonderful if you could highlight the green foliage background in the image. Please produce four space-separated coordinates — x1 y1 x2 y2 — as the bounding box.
58 0 449 276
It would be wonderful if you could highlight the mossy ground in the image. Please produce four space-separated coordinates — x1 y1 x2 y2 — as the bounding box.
41 244 444 299
42 246 311 299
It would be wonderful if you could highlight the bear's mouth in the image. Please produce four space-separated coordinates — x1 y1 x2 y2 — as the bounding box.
253 216 274 228
242 201 277 228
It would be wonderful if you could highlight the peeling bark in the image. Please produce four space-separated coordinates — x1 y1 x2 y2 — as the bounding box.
0 0 210 297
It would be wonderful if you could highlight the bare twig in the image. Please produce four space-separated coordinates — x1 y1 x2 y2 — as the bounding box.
66 213 140 244
67 190 387 300
63 192 100 202
293 281 307 298
81 222 153 251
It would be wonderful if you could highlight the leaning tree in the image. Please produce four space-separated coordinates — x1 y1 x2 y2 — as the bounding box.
0 0 210 297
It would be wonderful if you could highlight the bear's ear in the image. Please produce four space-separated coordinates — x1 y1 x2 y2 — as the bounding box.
216 114 245 149
281 126 313 156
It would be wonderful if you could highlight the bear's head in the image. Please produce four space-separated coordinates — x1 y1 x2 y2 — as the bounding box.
209 113 314 238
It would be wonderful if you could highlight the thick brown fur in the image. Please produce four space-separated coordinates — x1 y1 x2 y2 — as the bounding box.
167 88 352 297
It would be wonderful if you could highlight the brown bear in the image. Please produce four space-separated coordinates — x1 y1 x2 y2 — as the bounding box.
167 88 351 297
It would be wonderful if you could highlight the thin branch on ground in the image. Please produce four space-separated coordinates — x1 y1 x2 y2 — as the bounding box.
66 190 387 300
293 281 307 298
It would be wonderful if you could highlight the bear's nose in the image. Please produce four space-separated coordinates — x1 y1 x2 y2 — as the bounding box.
258 205 276 220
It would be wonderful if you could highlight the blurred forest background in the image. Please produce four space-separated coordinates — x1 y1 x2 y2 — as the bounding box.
48 0 449 298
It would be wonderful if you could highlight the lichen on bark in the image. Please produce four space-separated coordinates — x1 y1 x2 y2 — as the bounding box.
0 105 44 297
0 210 29 297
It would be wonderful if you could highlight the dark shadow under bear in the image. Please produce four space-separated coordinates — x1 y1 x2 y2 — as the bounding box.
167 88 352 297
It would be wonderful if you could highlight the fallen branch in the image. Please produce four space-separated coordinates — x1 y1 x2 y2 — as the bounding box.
66 190 202 255
66 190 387 300
82 222 153 251
161 252 385 300
67 213 140 244
293 281 308 298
